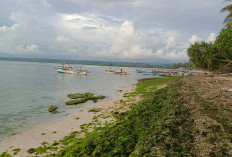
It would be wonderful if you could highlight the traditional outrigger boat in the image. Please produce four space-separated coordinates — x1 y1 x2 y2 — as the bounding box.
106 65 127 75
136 69 153 75
56 64 88 75
106 70 127 75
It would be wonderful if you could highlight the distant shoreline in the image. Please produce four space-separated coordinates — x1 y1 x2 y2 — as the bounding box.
0 57 172 68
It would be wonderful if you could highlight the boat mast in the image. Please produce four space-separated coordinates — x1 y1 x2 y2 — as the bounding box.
110 63 112 71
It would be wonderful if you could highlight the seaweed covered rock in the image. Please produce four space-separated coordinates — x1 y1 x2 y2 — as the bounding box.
65 93 106 105
48 105 58 113
68 93 93 99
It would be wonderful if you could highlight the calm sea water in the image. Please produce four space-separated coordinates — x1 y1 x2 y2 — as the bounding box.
0 60 152 137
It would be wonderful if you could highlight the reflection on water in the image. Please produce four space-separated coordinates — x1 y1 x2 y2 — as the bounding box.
0 61 152 137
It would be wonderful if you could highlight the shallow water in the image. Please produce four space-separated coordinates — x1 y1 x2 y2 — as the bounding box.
0 60 152 137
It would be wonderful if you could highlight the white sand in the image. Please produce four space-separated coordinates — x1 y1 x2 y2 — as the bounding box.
0 86 135 157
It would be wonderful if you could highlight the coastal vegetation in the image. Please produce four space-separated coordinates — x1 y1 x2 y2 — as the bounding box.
65 93 105 105
171 62 193 69
221 0 232 26
187 26 232 72
41 76 230 156
1 75 231 156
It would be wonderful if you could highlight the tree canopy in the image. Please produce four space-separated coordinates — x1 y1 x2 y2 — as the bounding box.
187 26 232 72
221 0 232 26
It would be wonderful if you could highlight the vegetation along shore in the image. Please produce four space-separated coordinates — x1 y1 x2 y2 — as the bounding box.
1 74 231 156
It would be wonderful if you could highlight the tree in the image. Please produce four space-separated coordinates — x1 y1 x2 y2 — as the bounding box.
221 0 232 26
187 41 217 71
171 62 193 69
187 26 232 72
214 25 232 71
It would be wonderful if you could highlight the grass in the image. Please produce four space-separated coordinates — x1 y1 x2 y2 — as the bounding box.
45 77 194 157
43 76 229 156
2 76 231 156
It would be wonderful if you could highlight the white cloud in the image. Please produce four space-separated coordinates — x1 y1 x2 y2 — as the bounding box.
56 35 70 42
189 35 202 44
0 23 21 33
58 13 117 43
207 33 216 42
97 21 155 59
67 48 78 54
16 44 40 53
188 33 216 45
97 21 188 62
166 36 176 50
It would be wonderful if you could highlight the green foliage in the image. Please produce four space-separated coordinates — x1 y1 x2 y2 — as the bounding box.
187 26 232 72
172 62 193 69
221 0 232 25
44 77 197 156
214 26 232 62
48 105 58 113
187 41 218 71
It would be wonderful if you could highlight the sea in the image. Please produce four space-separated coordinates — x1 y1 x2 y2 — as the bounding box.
0 60 152 138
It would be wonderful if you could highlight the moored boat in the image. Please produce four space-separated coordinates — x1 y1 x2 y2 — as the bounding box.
106 70 127 75
114 71 127 75
56 64 88 75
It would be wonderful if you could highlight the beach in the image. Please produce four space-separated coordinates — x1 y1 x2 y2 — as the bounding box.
0 85 136 157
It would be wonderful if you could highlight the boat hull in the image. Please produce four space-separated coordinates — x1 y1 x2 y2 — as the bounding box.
56 69 87 75
106 70 127 75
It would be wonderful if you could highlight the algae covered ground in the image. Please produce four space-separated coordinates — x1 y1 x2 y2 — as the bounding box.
1 76 232 157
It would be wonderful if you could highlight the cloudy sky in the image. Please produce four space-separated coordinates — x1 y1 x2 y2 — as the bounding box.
0 0 226 64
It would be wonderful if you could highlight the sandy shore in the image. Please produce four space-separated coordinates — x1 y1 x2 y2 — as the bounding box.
0 85 135 157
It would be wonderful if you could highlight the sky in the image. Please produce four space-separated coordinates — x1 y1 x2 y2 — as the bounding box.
0 0 227 64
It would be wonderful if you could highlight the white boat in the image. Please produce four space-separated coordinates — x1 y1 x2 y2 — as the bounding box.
56 64 88 75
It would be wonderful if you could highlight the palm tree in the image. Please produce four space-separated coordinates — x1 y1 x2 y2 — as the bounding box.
221 0 232 25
